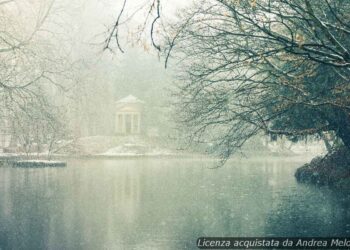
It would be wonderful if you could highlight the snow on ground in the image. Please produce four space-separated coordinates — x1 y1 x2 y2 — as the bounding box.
75 135 176 156
0 135 177 158
100 145 175 156
73 136 119 155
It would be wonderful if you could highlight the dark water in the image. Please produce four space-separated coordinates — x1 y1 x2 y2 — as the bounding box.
0 157 349 250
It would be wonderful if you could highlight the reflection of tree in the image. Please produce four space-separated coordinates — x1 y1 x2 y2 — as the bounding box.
265 188 350 236
0 160 272 249
128 159 292 248
3 159 345 249
56 160 143 249
0 168 66 249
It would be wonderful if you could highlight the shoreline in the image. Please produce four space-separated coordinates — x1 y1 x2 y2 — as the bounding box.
295 146 350 189
0 150 321 163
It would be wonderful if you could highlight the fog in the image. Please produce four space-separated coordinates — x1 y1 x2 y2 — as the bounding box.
0 0 333 158
0 0 187 154
1 1 349 249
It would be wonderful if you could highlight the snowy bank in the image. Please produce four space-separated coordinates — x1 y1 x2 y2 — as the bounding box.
100 144 176 157
65 135 178 157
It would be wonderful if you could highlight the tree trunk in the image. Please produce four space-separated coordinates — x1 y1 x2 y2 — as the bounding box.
337 125 350 149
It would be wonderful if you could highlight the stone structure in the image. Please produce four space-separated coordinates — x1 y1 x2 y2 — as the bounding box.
115 95 144 135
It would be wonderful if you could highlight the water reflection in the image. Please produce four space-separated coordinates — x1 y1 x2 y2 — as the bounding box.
0 157 349 249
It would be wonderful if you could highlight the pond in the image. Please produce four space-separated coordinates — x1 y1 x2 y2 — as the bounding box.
0 157 349 249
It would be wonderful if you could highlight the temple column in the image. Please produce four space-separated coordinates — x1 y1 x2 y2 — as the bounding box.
122 113 126 134
137 113 141 133
131 113 134 134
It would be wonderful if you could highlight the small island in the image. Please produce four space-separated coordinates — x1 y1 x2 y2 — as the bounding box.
13 160 66 168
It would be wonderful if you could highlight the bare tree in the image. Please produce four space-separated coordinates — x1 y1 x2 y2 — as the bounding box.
5 92 66 157
0 0 74 155
108 0 350 159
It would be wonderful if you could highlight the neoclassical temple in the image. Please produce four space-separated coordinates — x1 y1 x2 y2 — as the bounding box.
115 95 144 135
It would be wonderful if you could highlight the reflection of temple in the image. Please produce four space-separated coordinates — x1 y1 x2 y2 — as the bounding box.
115 95 144 135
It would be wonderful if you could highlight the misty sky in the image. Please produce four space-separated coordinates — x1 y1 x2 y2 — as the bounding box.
54 0 191 102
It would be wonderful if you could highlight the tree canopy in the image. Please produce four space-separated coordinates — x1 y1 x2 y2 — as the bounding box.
108 0 350 158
